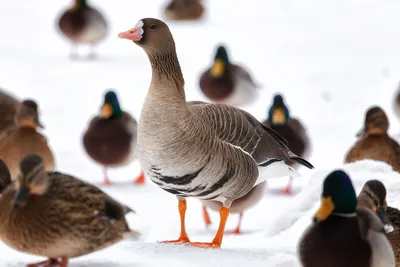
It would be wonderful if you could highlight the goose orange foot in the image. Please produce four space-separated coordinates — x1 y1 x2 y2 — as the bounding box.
185 241 221 248
134 170 146 185
27 258 68 267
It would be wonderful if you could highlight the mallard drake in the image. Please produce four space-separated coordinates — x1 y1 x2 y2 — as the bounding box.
0 100 55 180
344 106 400 172
199 45 259 107
57 0 108 59
163 0 204 21
0 88 20 136
262 94 310 195
82 90 145 185
298 170 395 267
201 181 266 234
0 154 140 267
118 18 313 248
358 180 400 266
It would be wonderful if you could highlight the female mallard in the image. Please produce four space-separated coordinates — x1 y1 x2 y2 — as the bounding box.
262 94 311 195
199 45 259 107
201 181 266 234
344 106 400 172
0 100 55 180
0 88 20 136
358 180 400 266
57 0 108 58
298 170 395 267
118 18 313 248
0 154 140 267
164 0 205 21
82 90 145 185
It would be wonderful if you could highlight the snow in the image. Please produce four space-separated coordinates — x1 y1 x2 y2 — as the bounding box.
1 0 400 266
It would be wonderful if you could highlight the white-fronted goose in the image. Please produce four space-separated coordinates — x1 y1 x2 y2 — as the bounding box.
199 45 259 107
262 93 311 194
118 18 313 248
82 90 145 185
57 0 108 59
298 170 395 267
0 154 140 267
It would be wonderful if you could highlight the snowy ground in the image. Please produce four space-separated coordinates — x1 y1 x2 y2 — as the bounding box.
1 0 400 266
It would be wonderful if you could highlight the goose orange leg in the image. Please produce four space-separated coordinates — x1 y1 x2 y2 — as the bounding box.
102 167 112 186
281 177 293 195
27 258 68 267
161 199 190 243
187 206 230 248
134 170 146 185
202 205 212 227
230 212 243 234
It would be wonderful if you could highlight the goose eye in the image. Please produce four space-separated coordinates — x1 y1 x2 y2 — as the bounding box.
150 24 156 30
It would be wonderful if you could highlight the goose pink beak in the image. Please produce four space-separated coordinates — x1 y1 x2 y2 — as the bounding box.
118 28 143 41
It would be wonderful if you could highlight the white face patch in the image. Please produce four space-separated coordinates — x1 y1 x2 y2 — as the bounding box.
133 20 144 39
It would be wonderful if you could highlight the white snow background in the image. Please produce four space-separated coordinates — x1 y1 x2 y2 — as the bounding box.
1 0 400 266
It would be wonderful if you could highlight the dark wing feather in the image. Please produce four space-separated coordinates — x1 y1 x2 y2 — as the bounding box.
189 101 313 169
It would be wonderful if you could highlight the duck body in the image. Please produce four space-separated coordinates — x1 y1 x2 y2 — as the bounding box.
0 172 135 260
0 89 19 134
58 4 107 45
164 0 204 21
299 210 393 267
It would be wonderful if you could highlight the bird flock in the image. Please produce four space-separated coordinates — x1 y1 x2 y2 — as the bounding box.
1 0 400 267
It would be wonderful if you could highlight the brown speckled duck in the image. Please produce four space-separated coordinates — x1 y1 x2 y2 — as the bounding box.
82 90 145 185
201 181 266 234
57 0 108 58
358 180 400 267
199 45 259 107
262 94 311 195
298 170 395 267
0 154 140 267
163 0 205 21
0 88 20 136
0 100 55 181
344 106 400 172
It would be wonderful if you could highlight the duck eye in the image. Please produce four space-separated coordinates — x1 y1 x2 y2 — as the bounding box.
150 24 156 30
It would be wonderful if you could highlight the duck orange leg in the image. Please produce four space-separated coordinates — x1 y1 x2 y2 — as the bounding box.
281 177 293 195
202 205 212 227
161 199 190 243
102 167 112 186
27 258 68 267
134 170 146 185
187 206 230 248
230 212 243 234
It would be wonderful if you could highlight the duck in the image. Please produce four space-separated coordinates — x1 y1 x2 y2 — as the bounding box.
0 99 55 180
262 94 311 195
297 170 395 267
163 0 205 21
0 160 11 194
344 106 400 172
118 17 313 248
57 0 108 59
199 45 259 107
82 90 145 185
0 154 140 267
393 86 400 123
201 181 266 234
357 180 400 266
0 88 20 136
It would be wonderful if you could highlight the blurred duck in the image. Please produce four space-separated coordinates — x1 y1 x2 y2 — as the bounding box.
344 106 400 172
83 90 145 185
358 180 400 266
262 94 311 194
164 0 204 21
298 170 395 267
393 85 400 123
199 45 259 107
201 182 266 234
0 100 55 181
57 0 108 59
0 88 20 136
0 154 140 267
0 160 11 195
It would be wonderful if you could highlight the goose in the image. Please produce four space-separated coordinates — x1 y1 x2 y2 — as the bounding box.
344 106 400 172
358 180 400 266
0 154 140 267
298 170 395 267
82 90 145 185
164 0 205 21
262 93 311 194
0 100 55 180
118 17 313 248
57 0 108 59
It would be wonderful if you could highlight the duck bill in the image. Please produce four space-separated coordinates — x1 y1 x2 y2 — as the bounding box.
13 184 30 208
210 59 225 77
101 104 113 118
35 118 45 129
376 208 394 233
118 27 143 41
272 109 286 124
313 196 335 222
